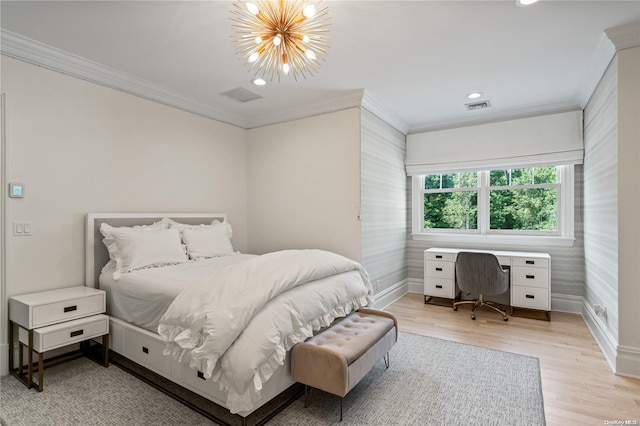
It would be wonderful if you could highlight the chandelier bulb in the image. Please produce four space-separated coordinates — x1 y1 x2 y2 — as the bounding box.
282 63 290 74
246 2 259 15
255 36 262 44
303 4 316 18
302 35 310 43
273 35 282 46
248 51 260 63
305 50 316 60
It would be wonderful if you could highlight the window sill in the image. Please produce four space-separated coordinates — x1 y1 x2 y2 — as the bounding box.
411 232 576 248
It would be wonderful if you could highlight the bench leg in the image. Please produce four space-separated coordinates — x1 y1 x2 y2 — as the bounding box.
384 352 390 369
340 396 343 422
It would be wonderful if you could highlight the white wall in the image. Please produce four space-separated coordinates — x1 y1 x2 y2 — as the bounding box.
616 45 640 375
247 108 362 261
0 57 249 374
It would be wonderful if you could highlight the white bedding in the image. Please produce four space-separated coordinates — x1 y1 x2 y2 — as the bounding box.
158 249 372 413
99 254 257 332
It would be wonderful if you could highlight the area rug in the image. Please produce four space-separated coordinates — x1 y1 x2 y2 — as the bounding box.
0 332 545 426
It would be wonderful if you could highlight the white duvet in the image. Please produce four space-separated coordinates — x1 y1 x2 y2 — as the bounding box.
157 249 372 413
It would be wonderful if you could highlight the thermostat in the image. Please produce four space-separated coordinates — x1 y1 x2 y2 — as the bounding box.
9 182 25 198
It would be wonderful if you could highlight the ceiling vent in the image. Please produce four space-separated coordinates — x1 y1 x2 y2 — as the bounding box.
465 100 491 111
220 87 263 103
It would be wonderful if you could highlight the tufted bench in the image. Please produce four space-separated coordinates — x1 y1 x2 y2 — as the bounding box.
291 308 398 421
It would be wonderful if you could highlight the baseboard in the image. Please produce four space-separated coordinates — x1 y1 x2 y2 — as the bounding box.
373 280 409 310
407 278 423 295
550 293 583 314
616 345 640 379
582 299 617 374
0 342 8 377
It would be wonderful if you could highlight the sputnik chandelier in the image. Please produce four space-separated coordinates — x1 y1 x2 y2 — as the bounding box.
230 0 330 81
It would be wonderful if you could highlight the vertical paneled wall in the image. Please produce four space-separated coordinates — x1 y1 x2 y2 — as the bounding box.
360 109 407 294
583 57 619 341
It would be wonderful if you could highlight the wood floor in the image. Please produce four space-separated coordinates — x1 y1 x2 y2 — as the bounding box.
386 293 640 426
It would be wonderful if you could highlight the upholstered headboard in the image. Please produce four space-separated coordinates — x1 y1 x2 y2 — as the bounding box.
85 213 227 288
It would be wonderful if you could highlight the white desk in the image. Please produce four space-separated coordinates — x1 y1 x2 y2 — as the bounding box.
424 248 551 320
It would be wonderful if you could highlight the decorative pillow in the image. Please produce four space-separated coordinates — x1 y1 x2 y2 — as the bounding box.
100 223 187 280
181 221 235 260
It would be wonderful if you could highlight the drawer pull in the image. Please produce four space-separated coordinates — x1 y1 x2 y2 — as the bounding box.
526 260 535 265
70 329 83 337
435 255 443 259
526 274 535 279
435 285 443 289
197 371 206 380
526 294 535 299
64 305 77 313
142 346 149 354
435 267 443 271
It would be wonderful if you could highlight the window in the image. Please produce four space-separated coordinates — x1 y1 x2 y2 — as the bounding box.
412 165 575 247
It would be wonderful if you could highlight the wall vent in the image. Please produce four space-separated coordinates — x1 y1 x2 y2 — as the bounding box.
465 100 491 111
220 87 263 103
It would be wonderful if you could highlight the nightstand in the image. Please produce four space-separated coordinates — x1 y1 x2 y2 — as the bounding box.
8 286 109 391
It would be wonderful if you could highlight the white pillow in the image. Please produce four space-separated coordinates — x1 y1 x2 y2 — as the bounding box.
181 221 235 260
100 224 187 279
101 221 168 265
163 218 221 232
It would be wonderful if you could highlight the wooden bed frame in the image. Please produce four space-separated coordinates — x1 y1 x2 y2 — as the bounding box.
85 213 295 420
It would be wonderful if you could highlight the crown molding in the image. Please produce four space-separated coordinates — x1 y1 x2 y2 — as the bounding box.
408 103 582 135
605 20 640 51
1 29 252 128
1 30 406 131
246 89 365 129
361 91 410 135
576 32 617 108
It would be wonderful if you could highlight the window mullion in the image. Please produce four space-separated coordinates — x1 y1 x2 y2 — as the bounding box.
479 171 489 234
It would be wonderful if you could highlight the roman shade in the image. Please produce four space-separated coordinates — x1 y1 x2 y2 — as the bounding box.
405 110 584 175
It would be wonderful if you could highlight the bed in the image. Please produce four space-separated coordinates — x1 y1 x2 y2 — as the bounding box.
85 213 373 421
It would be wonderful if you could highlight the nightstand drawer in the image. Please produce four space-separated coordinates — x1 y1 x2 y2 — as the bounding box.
19 314 109 352
32 295 104 328
10 286 106 329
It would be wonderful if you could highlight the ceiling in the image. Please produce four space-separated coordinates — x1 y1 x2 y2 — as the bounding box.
1 1 639 133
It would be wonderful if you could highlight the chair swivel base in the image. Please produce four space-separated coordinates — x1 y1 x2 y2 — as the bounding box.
453 295 509 321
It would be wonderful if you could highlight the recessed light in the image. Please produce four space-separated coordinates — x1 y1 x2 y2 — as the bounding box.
252 78 266 86
516 0 540 6
467 92 483 99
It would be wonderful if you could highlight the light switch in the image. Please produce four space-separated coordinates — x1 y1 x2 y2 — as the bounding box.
13 221 32 236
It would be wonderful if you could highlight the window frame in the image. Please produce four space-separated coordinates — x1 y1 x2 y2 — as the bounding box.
411 165 575 248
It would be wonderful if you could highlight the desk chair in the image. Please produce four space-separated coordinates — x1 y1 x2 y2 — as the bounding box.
453 252 510 321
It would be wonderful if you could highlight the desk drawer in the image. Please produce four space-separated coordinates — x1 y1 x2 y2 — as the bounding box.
20 314 108 352
425 261 454 279
512 286 550 310
424 278 455 299
512 257 549 269
425 252 453 262
32 294 105 328
512 266 549 289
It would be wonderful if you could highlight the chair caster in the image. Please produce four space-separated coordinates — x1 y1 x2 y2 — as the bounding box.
453 307 458 311
471 316 476 320
503 317 509 321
